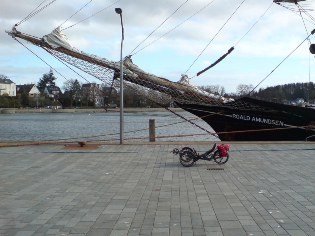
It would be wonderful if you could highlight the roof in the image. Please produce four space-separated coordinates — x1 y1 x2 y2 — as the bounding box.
0 78 14 84
16 84 36 94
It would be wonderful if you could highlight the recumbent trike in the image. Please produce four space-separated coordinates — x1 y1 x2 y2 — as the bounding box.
172 143 230 167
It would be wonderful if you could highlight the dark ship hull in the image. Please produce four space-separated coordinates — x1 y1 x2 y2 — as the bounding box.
176 97 315 141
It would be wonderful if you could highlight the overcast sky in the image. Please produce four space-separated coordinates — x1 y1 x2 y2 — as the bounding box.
1 0 315 93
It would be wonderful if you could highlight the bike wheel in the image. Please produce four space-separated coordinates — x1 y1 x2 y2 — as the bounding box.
213 150 229 165
179 150 195 167
181 147 197 155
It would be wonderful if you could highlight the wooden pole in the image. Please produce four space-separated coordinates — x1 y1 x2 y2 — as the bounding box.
149 119 156 142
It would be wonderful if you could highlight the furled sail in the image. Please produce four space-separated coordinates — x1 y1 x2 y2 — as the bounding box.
42 27 73 50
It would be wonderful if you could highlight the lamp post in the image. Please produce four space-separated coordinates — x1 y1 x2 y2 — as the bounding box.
115 7 124 144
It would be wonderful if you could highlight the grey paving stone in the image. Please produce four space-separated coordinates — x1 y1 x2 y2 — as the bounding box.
0 143 314 236
86 228 111 236
286 230 308 236
219 220 243 229
221 228 247 236
109 229 129 236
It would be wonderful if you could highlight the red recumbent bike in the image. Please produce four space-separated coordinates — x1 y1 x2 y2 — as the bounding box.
172 143 230 167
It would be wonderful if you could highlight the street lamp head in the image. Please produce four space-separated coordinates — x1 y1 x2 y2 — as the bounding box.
115 8 122 14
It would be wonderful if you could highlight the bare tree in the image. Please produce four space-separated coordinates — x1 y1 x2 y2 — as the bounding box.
63 79 81 108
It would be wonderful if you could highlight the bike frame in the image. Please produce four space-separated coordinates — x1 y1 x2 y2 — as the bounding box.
191 143 217 162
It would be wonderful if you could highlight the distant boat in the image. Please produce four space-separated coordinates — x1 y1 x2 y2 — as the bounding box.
5 0 315 141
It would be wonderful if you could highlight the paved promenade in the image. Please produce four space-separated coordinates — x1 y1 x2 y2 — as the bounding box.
0 142 315 236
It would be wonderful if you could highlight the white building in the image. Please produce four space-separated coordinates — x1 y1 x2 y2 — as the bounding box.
0 78 16 96
82 83 104 107
16 84 40 97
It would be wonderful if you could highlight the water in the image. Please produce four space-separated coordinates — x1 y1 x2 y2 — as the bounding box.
0 111 218 142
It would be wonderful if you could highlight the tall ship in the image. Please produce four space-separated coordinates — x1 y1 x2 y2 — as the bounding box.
6 0 315 141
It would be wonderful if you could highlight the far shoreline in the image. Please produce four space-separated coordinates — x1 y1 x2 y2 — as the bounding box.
0 107 184 114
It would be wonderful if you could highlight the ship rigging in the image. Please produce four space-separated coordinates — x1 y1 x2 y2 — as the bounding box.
5 0 315 141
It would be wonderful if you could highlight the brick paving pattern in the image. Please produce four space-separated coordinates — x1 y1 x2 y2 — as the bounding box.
0 143 314 235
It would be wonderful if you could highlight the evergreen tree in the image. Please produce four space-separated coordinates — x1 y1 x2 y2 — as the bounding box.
37 69 57 92
20 93 29 107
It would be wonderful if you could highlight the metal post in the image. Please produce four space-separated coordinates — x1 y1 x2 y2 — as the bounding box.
115 8 124 144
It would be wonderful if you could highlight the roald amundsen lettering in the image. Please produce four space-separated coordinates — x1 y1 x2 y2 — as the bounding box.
232 114 284 126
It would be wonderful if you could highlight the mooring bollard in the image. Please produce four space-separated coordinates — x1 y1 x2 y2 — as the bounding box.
149 119 156 142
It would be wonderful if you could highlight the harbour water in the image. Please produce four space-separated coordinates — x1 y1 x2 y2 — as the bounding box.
0 111 218 142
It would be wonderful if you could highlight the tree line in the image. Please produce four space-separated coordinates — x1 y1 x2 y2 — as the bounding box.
0 70 160 108
252 82 315 103
1 70 314 108
200 83 315 104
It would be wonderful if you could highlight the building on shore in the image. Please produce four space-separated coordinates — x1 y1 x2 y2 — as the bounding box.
16 84 40 97
0 78 16 96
